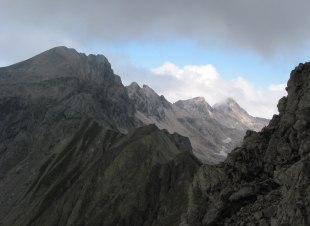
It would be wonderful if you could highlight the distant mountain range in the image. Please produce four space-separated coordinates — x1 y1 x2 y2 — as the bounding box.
127 82 268 163
1 47 307 226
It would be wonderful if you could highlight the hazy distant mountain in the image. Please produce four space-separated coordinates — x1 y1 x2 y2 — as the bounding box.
127 83 268 163
213 97 269 131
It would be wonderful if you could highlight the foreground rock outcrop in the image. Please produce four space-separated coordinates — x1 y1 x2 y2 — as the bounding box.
3 121 200 226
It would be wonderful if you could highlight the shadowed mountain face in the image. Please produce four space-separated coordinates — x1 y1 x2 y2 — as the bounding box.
127 83 268 163
3 121 200 226
0 47 137 224
0 47 201 226
0 46 136 129
0 47 309 226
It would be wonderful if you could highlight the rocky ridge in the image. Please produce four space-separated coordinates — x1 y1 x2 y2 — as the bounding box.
2 120 200 226
127 83 268 163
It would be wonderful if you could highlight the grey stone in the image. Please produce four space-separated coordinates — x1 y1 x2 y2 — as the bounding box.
293 119 308 131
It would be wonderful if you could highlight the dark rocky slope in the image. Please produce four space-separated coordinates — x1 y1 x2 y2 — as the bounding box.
0 47 201 226
0 46 137 223
186 62 310 225
2 120 200 226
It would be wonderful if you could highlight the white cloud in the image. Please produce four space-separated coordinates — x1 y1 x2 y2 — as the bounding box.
2 0 310 58
152 62 219 88
150 62 286 119
152 62 181 78
268 83 286 91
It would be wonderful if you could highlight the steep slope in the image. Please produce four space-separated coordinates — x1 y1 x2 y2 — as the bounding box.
0 46 138 222
0 47 201 226
1 121 200 226
186 62 310 225
127 83 268 164
126 82 171 120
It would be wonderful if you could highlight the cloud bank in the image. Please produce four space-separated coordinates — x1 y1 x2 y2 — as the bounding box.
1 0 310 65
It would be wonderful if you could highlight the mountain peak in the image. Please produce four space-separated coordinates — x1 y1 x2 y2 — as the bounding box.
129 81 140 89
226 97 238 105
174 97 213 116
49 46 80 55
3 46 116 84
142 84 159 98
175 96 210 107
126 83 172 119
213 97 247 114
191 96 207 103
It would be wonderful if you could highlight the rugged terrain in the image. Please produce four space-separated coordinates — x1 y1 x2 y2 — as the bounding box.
0 47 202 225
186 62 310 225
0 47 309 226
127 83 268 163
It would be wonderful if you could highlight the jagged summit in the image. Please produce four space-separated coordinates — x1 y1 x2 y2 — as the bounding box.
175 97 213 116
212 97 269 131
0 46 135 129
127 82 171 119
187 96 207 103
175 96 209 107
213 97 246 114
142 84 159 97
0 46 116 84
128 81 140 89
36 46 110 65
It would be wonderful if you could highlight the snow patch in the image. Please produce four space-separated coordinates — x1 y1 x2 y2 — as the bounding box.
217 146 228 157
222 137 232 144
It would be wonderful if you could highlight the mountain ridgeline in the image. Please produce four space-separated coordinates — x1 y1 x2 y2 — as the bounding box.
127 82 268 163
0 47 309 226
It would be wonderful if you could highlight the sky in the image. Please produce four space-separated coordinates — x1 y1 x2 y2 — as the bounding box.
1 0 310 118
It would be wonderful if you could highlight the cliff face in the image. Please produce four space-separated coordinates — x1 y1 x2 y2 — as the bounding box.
187 63 310 226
